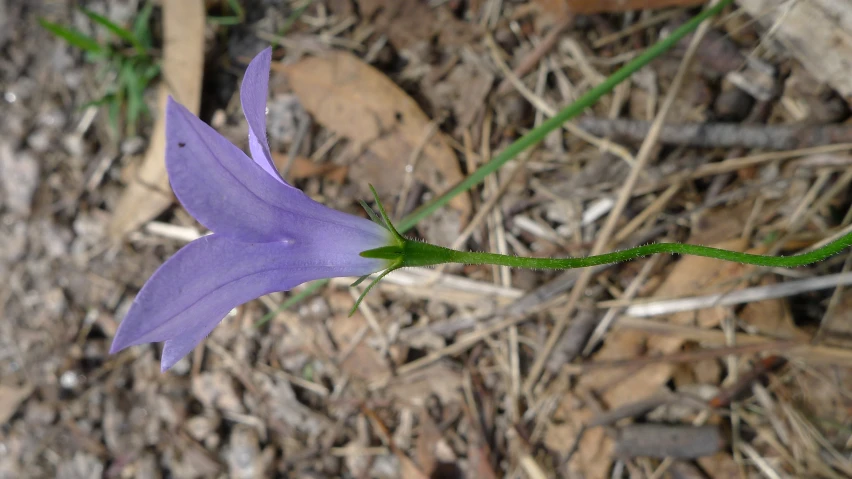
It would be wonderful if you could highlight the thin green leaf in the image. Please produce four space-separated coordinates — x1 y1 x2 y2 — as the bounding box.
279 0 313 36
38 18 105 55
395 0 734 233
207 16 243 26
227 0 245 18
108 97 121 136
121 62 143 136
81 94 114 110
208 0 245 26
133 2 155 48
83 50 110 63
359 200 385 228
349 265 398 317
80 7 144 53
134 62 160 86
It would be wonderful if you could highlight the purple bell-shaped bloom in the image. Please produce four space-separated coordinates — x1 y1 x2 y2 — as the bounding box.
110 48 391 371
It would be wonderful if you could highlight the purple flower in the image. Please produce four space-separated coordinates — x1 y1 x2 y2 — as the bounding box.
110 48 391 371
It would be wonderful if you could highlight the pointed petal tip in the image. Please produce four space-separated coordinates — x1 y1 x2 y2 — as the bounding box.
240 46 285 183
160 359 175 373
165 96 186 119
249 46 272 69
243 47 272 92
108 338 124 355
109 322 143 355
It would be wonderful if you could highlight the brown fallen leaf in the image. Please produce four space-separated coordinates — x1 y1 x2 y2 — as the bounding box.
108 0 205 239
356 0 475 51
817 288 852 348
325 306 391 381
739 276 808 341
414 409 442 475
272 153 349 183
274 51 471 218
385 363 463 408
0 383 33 423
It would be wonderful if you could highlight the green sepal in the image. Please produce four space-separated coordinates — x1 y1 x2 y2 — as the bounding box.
351 187 460 315
360 199 385 228
349 260 401 316
360 245 403 261
368 184 404 244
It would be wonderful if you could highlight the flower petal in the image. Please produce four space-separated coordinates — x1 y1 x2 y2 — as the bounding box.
166 97 387 244
161 321 218 371
240 47 287 184
110 234 388 369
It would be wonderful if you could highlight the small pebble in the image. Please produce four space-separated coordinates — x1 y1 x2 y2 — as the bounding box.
59 371 78 389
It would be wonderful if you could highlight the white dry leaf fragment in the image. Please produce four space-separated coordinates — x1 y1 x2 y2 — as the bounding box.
737 0 852 97
253 372 331 437
191 371 245 413
0 142 39 216
225 425 265 479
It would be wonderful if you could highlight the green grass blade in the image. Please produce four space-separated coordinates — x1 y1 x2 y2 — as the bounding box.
81 94 114 110
253 281 325 328
397 0 733 233
279 0 313 36
137 62 161 85
208 0 245 25
133 2 155 49
80 7 145 53
121 62 144 136
38 18 106 55
107 96 121 136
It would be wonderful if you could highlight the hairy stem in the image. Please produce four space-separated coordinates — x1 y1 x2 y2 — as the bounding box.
398 233 852 270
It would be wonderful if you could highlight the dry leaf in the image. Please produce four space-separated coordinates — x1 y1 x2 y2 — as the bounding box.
423 63 494 134
544 405 606 476
276 51 471 218
109 0 205 239
272 153 349 183
738 0 852 98
326 312 391 381
398 454 430 479
739 276 808 341
467 440 499 479
0 384 33 423
414 409 442 475
356 0 474 51
385 363 462 407
697 452 741 478
818 289 852 348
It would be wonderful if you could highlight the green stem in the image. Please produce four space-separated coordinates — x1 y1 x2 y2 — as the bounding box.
256 0 734 326
390 233 852 270
396 0 734 233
